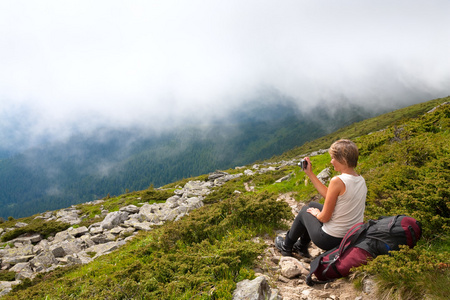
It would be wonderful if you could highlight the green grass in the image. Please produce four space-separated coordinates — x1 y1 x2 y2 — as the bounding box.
276 97 449 161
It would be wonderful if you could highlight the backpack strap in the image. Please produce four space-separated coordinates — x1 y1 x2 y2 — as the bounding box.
338 222 369 254
306 222 370 286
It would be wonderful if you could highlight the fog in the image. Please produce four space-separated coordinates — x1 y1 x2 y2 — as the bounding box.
1 0 450 151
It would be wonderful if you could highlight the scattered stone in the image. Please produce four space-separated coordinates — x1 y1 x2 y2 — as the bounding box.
119 205 140 214
232 275 281 300
100 211 129 230
317 167 331 184
68 226 88 237
275 173 293 183
244 169 255 176
14 222 28 228
279 256 309 279
90 226 104 235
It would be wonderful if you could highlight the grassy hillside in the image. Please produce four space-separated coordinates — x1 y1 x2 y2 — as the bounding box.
1 96 449 299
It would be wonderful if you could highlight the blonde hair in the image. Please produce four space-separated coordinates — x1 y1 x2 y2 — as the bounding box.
329 139 359 168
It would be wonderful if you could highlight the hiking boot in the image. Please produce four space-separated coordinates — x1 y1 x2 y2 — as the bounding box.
293 240 311 258
274 236 293 256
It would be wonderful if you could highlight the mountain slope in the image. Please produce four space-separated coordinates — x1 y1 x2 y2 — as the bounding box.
0 97 448 299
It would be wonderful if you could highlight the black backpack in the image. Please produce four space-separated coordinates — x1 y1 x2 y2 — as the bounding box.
306 215 422 286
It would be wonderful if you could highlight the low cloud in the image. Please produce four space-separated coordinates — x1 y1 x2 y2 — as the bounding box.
1 1 449 151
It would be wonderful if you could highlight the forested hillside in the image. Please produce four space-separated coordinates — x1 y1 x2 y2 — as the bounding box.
1 99 379 219
0 97 448 299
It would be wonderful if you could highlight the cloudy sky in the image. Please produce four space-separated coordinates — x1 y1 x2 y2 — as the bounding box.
1 0 450 149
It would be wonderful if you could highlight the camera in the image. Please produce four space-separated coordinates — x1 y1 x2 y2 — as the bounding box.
298 159 308 170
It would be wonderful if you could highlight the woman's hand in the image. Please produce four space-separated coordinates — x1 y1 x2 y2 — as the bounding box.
303 157 313 174
307 207 320 218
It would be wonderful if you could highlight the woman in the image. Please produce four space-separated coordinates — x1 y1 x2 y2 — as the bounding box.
275 139 367 257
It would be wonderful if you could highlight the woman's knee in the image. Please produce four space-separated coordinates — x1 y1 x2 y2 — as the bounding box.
308 202 323 210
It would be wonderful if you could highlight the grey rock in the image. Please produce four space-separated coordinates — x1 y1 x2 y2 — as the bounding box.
90 226 104 235
2 244 34 257
275 173 293 183
14 222 28 228
160 209 178 222
119 205 140 214
244 169 255 176
50 245 66 258
67 255 82 265
317 167 331 184
2 255 34 265
214 173 242 186
79 235 96 248
85 241 125 259
75 251 94 265
208 171 228 180
132 222 152 231
110 227 124 235
29 250 58 272
56 208 82 225
33 239 50 255
185 197 203 211
100 211 129 230
279 256 309 279
68 226 89 237
11 263 34 280
53 231 75 244
165 196 181 209
0 288 12 297
232 275 280 300
91 234 108 244
139 204 162 223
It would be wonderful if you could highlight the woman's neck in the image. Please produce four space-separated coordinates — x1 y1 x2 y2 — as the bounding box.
340 167 358 176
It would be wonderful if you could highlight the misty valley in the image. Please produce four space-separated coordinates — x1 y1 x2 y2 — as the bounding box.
1 100 393 219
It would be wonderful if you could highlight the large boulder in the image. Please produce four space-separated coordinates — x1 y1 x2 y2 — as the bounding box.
56 208 82 225
29 250 58 272
85 241 126 259
68 226 88 237
100 211 129 230
119 205 140 214
232 275 281 300
279 256 309 279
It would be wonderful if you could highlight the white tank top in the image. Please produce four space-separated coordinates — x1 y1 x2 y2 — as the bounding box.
322 173 367 238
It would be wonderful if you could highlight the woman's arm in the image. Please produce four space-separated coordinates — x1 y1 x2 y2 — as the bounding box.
314 176 344 223
304 157 327 198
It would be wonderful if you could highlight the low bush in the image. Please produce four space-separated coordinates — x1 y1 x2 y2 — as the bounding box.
358 104 450 239
353 245 450 300
1 220 70 242
0 270 16 281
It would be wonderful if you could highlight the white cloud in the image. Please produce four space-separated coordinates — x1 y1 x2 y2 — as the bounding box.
1 0 450 148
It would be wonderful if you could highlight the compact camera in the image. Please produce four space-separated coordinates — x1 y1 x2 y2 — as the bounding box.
298 159 308 171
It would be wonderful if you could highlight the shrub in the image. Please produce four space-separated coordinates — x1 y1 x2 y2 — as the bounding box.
0 270 16 281
353 245 450 300
358 105 450 239
1 220 70 242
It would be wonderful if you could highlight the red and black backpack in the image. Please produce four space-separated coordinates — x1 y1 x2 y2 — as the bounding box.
306 215 422 286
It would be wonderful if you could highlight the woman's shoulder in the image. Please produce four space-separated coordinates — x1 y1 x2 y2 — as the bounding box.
335 173 365 184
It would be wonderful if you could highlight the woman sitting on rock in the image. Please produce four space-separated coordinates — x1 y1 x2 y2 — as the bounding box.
275 139 367 257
